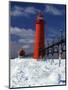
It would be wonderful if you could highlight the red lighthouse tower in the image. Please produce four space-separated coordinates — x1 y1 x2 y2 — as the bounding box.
33 13 45 59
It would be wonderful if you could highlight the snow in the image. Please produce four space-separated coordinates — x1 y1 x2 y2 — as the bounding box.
10 58 66 88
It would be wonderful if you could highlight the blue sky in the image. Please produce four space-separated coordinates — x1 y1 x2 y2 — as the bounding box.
10 1 66 58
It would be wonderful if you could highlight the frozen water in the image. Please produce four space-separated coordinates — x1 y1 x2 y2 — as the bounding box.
10 58 66 88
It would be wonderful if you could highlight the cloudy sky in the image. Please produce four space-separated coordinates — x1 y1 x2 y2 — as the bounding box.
10 1 66 59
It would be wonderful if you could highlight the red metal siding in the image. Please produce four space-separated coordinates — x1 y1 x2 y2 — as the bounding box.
33 14 45 59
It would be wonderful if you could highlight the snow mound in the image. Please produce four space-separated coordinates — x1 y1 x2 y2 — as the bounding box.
10 58 65 88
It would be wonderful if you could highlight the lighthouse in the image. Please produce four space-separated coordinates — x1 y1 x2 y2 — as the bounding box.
33 13 45 59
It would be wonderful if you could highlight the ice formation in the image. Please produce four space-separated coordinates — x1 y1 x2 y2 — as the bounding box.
10 58 65 88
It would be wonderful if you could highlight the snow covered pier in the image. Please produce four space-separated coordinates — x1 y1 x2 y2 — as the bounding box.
10 58 65 88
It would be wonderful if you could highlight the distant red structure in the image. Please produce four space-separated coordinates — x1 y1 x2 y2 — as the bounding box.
33 13 45 59
18 48 25 58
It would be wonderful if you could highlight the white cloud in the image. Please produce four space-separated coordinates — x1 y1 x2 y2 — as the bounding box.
10 27 22 34
25 7 39 14
22 45 30 49
10 27 35 57
19 39 34 44
10 6 40 17
10 6 24 16
10 5 64 17
45 5 63 16
10 27 35 38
